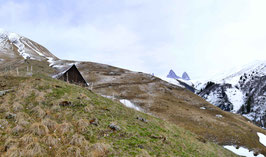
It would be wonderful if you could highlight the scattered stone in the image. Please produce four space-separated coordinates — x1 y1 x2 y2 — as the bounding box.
108 123 120 131
5 113 16 119
196 136 206 143
138 145 144 149
150 135 167 142
90 118 99 126
216 114 223 118
0 89 14 97
59 101 72 107
136 116 147 123
54 85 61 88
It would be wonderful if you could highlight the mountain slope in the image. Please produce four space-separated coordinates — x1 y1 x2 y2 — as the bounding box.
196 61 266 128
0 75 237 156
1 30 266 155
53 60 266 155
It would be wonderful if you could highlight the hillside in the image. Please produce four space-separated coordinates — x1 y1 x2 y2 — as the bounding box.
0 75 236 156
1 29 266 156
196 61 266 128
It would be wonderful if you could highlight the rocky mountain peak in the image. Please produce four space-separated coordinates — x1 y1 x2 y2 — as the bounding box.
182 72 191 80
167 69 181 79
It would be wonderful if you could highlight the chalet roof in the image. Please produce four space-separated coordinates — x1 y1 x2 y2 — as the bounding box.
52 64 75 79
53 64 88 86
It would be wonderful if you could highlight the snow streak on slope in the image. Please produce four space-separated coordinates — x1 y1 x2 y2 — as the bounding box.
257 132 266 147
120 99 143 112
159 77 185 88
225 87 244 113
223 146 264 157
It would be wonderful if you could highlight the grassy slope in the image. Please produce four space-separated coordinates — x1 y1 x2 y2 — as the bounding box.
74 61 266 155
0 75 236 157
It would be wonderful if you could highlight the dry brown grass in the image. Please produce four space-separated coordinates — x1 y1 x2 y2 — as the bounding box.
42 118 58 132
3 147 22 157
12 102 23 112
12 125 24 135
0 105 8 113
84 105 94 113
56 122 74 135
89 143 110 157
0 119 9 128
15 112 30 126
66 146 82 157
32 106 46 118
30 122 49 136
55 146 83 157
51 104 61 113
76 119 90 133
23 142 46 156
69 133 88 146
20 134 37 145
41 134 59 147
4 137 18 152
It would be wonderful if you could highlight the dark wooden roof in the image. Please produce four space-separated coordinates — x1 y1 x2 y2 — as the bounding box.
57 64 88 87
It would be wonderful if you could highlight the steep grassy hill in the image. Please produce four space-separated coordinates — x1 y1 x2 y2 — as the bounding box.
58 60 266 155
0 75 237 156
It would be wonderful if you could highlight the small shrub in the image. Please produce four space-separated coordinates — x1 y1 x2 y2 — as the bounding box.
23 142 46 156
51 105 61 113
69 133 88 146
32 106 46 118
76 119 90 133
3 147 22 157
12 125 24 135
65 146 82 157
89 143 111 157
20 134 36 145
56 122 74 135
4 137 18 152
42 134 58 147
30 123 49 136
42 118 58 132
12 102 23 112
0 119 9 128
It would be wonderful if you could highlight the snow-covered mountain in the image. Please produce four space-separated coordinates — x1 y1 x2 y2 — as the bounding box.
196 61 266 128
0 29 58 65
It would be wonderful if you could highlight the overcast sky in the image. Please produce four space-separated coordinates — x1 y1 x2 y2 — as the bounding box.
1 0 266 79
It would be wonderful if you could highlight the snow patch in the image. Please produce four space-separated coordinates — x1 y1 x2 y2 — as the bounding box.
225 88 244 113
223 145 264 157
120 99 142 111
46 57 55 66
101 95 114 100
216 114 223 118
206 90 219 105
22 40 45 57
257 132 266 147
200 107 206 110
